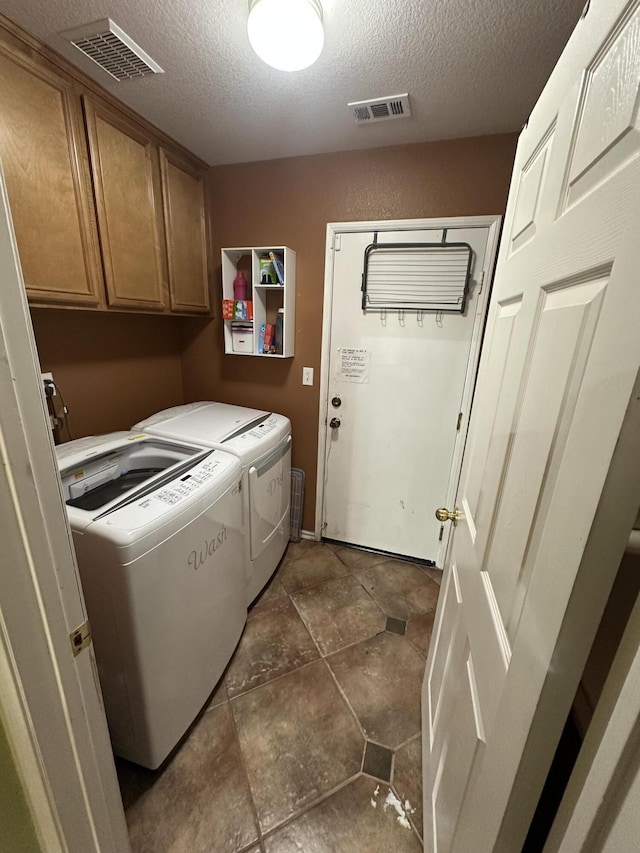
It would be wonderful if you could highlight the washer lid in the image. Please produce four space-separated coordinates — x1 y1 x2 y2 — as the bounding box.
134 402 271 444
56 432 212 529
55 431 136 465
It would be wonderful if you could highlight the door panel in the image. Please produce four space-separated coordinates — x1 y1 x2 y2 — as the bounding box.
486 275 608 630
563 7 640 210
423 1 640 850
248 439 291 559
426 565 463 748
0 46 103 305
463 295 523 556
322 224 494 563
84 97 168 311
509 124 556 252
432 652 484 853
426 562 487 853
159 148 210 314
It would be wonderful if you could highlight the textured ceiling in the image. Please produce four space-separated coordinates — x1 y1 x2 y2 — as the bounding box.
0 0 585 165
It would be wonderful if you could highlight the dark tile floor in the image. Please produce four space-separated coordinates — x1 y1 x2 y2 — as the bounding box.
117 541 441 852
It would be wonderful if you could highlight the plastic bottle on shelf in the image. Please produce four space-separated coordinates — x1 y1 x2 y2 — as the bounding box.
233 270 248 301
275 308 284 354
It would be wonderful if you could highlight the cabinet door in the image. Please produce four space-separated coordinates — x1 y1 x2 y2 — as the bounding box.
159 149 210 314
84 97 168 311
0 46 103 306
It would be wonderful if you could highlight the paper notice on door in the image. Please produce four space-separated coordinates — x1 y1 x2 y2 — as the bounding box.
336 348 371 383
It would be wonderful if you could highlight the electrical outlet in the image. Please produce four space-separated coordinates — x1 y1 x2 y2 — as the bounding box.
41 371 56 396
302 367 314 386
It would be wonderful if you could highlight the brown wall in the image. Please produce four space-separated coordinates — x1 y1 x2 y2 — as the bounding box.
180 133 518 531
31 309 184 440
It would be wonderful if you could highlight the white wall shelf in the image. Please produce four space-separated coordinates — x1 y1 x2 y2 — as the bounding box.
221 246 296 358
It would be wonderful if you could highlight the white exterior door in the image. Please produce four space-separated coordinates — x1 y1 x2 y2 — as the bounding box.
422 0 640 850
320 219 500 565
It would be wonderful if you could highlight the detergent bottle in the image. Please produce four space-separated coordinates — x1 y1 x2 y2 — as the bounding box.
233 270 248 301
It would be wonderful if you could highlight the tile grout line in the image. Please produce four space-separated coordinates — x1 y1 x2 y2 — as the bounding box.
321 632 426 762
243 543 430 848
405 631 431 661
227 653 322 702
330 544 404 572
345 559 440 624
230 574 375 844
286 552 419 655
226 697 266 851
389 778 424 847
288 580 390 661
256 764 419 848
394 730 422 754
321 627 387 663
227 583 322 701
252 576 433 670
287 590 327 660
391 733 424 844
354 578 389 618
260 771 363 843
227 648 365 846
320 656 370 742
359 738 366 774
281 565 353 596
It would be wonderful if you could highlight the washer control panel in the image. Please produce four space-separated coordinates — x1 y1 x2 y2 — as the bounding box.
151 458 224 506
103 451 241 529
224 415 288 455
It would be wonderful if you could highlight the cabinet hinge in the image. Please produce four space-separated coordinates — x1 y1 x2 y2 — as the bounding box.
70 619 92 657
438 525 445 542
478 270 485 294
333 233 342 251
456 412 463 431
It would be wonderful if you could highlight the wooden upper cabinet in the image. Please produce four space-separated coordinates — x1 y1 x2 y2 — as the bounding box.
83 97 168 311
0 23 211 316
159 149 211 314
0 46 103 306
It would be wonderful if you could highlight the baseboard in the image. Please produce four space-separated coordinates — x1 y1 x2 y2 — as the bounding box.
301 529 317 541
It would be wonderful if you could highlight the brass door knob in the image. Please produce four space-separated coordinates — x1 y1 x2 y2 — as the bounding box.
435 507 464 525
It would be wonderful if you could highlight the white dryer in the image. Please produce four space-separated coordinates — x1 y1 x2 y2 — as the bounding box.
134 402 291 603
56 431 246 769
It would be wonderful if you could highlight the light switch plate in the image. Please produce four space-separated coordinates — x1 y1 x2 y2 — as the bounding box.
302 367 314 386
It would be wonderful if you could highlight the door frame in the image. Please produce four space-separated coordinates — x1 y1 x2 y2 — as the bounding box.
315 216 502 557
544 578 640 851
0 164 130 851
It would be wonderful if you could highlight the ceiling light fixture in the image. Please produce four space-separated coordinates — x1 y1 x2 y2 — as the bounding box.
247 0 324 72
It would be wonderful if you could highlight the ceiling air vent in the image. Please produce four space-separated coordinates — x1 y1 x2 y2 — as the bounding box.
60 19 164 82
348 94 412 124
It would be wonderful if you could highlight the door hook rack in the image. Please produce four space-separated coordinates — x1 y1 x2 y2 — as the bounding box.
361 241 473 314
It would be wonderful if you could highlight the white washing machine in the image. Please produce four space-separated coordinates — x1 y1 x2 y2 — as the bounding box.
134 402 291 604
56 431 246 769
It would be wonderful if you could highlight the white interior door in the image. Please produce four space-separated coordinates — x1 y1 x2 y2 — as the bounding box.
422 1 640 850
321 220 498 565
0 163 130 850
